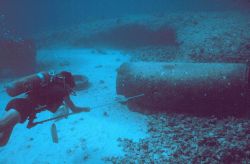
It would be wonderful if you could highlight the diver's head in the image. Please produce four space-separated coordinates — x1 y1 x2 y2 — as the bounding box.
56 71 76 94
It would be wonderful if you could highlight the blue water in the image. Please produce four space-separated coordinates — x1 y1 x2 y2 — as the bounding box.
0 0 249 37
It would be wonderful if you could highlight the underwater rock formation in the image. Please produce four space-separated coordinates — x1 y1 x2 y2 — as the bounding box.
103 114 250 163
0 39 36 78
73 24 177 49
116 62 249 116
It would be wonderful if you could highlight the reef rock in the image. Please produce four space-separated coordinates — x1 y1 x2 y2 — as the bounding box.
0 39 36 78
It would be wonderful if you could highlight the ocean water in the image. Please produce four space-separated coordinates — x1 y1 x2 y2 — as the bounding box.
0 1 250 163
0 0 249 37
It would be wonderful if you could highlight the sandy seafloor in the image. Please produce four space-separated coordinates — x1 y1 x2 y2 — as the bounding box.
0 48 149 163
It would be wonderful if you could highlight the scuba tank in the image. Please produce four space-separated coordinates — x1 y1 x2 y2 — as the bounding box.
5 71 54 97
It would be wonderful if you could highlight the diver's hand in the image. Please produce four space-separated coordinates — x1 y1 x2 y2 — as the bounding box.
73 107 91 113
27 121 38 129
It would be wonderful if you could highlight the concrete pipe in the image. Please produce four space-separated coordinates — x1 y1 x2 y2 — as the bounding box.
116 62 250 117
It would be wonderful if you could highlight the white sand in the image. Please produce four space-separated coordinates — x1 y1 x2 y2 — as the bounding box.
0 48 148 164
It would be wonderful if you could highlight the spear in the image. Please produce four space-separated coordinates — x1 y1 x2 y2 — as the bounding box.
27 93 144 128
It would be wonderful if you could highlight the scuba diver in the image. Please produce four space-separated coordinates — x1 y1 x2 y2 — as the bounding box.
0 71 90 147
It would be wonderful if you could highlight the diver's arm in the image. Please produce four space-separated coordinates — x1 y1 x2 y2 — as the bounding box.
64 96 90 113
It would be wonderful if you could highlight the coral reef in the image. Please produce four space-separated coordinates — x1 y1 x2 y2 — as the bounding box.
103 113 250 163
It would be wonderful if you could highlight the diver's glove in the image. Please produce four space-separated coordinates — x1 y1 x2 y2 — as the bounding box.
27 121 38 129
27 112 37 129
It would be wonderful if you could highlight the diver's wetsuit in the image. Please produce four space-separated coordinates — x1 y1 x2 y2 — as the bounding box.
5 82 70 123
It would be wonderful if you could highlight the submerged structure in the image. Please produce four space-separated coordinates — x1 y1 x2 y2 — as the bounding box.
117 62 250 116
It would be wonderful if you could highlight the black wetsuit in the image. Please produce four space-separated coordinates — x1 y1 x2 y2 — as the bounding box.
5 82 70 123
